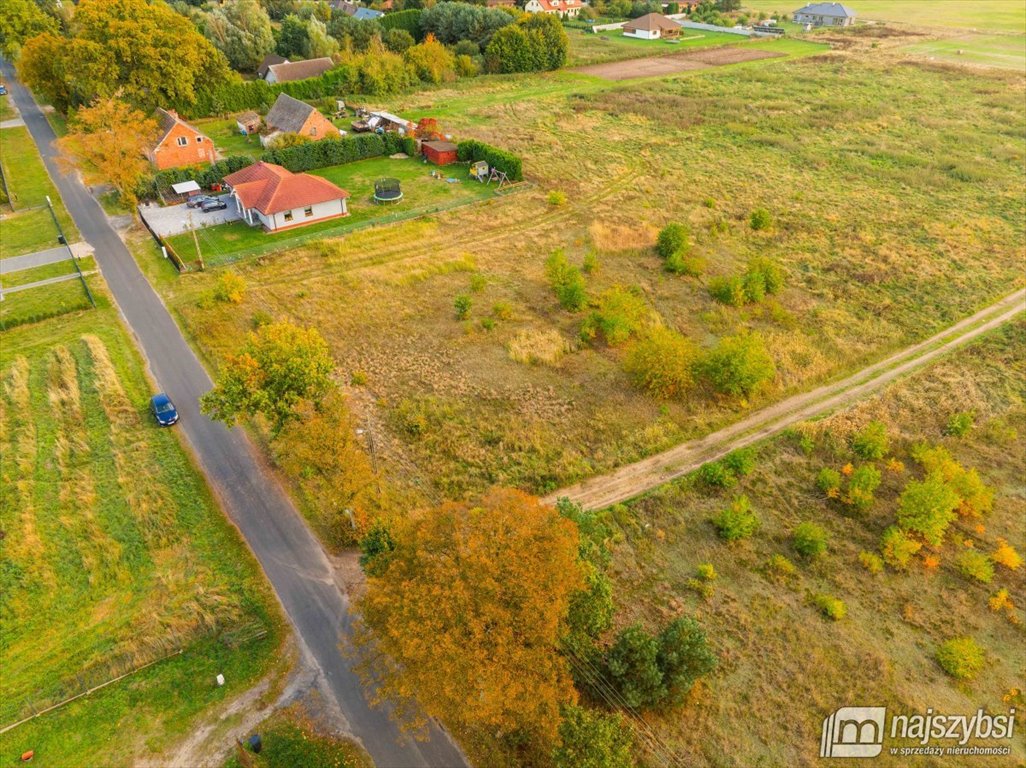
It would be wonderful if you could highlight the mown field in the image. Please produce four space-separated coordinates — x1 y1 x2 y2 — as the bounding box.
743 0 1026 33
0 305 285 767
607 320 1026 767
144 41 1025 516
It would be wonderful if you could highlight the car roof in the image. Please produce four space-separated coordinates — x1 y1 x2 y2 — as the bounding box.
151 392 172 405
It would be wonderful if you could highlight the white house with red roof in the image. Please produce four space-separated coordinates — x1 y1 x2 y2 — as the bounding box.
524 0 582 17
223 162 350 232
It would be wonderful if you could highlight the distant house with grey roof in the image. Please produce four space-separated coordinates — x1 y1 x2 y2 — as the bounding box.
329 1 385 20
263 57 335 84
793 2 856 27
262 94 340 147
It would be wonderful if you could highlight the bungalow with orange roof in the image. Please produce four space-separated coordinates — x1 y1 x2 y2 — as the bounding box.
223 162 350 232
148 108 216 170
622 13 682 40
524 0 582 17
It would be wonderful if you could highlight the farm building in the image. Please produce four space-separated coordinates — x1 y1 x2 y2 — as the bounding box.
422 140 458 166
792 2 856 27
236 111 261 135
257 53 288 79
370 111 415 134
262 94 340 146
263 57 334 84
623 13 682 40
524 0 583 18
147 108 216 170
223 162 350 232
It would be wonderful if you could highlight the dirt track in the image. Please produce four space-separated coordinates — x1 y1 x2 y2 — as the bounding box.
573 46 785 81
543 290 1026 511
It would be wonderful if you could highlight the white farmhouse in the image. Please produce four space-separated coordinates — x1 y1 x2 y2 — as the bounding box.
223 162 350 232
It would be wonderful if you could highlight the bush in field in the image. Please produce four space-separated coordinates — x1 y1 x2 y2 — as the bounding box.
749 207 772 230
723 448 756 477
766 553 798 580
404 34 457 85
698 332 776 398
545 249 587 312
910 444 994 518
845 464 882 511
936 637 985 680
793 522 828 559
859 551 884 574
623 327 697 399
881 526 921 570
657 617 716 705
817 467 842 498
699 460 737 489
214 271 246 304
548 190 567 206
605 624 665 709
813 594 846 621
454 294 472 319
852 420 890 460
708 275 747 307
581 287 651 347
957 550 995 584
666 251 706 277
712 495 759 542
746 257 784 295
993 539 1023 571
656 223 692 271
945 411 975 437
554 705 635 768
897 475 960 546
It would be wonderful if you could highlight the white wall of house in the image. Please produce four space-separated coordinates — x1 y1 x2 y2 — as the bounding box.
624 28 660 39
267 199 346 230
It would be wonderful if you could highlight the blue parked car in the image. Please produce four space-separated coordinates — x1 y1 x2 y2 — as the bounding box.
150 393 179 426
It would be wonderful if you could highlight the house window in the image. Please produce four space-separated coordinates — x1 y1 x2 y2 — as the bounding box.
304 206 314 217
196 136 203 142
310 127 317 136
284 211 294 222
176 137 188 147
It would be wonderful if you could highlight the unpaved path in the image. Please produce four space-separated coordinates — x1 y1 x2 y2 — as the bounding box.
573 46 784 81
543 289 1026 511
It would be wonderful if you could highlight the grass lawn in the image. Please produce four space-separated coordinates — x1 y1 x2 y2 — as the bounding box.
905 33 1026 71
0 127 79 254
0 94 16 121
221 705 371 768
193 116 265 160
743 0 1026 33
606 321 1026 767
568 27 749 65
0 303 286 767
165 157 497 266
0 272 99 331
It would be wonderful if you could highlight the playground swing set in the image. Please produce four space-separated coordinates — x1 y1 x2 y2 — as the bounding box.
470 160 510 189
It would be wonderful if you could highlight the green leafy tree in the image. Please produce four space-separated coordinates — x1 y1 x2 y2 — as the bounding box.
852 421 890 460
404 33 456 85
624 326 697 399
359 520 396 577
305 16 339 58
581 286 651 346
793 522 828 558
845 464 881 511
657 617 716 705
276 13 310 57
0 0 58 57
203 0 275 72
200 321 335 434
896 475 960 546
554 705 636 768
545 249 588 311
605 624 665 709
712 495 760 541
384 27 415 53
699 332 776 398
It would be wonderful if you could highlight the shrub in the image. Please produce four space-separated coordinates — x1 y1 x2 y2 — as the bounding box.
766 553 797 579
708 275 747 307
897 475 960 546
817 467 842 497
484 13 568 73
957 550 995 584
712 495 760 542
699 460 736 488
454 294 472 319
605 624 665 709
722 448 756 477
698 332 776 398
859 551 884 574
813 594 847 621
454 53 479 78
454 39 481 57
935 637 985 680
582 251 598 274
945 411 975 437
749 207 772 230
545 249 587 311
666 252 706 277
580 286 651 347
553 705 635 768
350 370 368 386
213 271 246 303
656 617 716 705
378 8 422 35
696 563 717 581
623 327 697 399
852 420 890 460
993 539 1023 571
547 190 567 206
508 328 569 366
358 521 396 577
492 301 514 320
793 522 828 559
456 138 523 181
404 35 457 84
746 258 783 294
846 464 882 511
656 222 692 261
881 526 922 570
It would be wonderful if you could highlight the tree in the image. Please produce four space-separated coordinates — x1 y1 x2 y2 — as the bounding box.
553 705 635 768
656 617 716 705
624 326 697 399
267 132 312 149
404 34 456 85
699 332 776 398
852 420 889 460
419 2 513 46
896 474 960 547
200 321 334 434
605 624 665 709
56 96 156 206
357 489 584 758
656 222 691 260
276 14 310 58
384 27 415 53
581 286 652 346
203 0 275 72
545 249 587 311
522 13 569 70
484 13 568 73
0 0 58 58
305 16 339 58
793 522 828 558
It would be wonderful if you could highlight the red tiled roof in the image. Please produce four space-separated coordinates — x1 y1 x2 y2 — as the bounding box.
533 0 581 10
224 162 349 216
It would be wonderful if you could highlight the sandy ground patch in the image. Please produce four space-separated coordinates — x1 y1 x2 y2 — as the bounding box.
573 46 784 80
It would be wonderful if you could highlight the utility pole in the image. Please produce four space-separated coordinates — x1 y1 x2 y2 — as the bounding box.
46 194 95 307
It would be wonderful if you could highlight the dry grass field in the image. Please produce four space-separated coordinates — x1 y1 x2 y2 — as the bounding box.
144 39 1025 514
606 319 1026 767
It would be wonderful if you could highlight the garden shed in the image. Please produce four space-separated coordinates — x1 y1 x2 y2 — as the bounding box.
422 140 458 166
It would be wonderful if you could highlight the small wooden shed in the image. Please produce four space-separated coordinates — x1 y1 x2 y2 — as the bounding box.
237 111 261 135
422 140 458 166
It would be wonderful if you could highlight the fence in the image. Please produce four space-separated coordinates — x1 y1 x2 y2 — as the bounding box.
137 204 189 273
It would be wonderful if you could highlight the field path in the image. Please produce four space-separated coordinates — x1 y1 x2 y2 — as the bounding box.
0 59 469 768
544 289 1026 511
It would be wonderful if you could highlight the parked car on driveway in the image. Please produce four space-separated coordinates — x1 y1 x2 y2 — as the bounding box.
150 393 179 426
0 84 8 95
186 194 215 208
200 198 228 212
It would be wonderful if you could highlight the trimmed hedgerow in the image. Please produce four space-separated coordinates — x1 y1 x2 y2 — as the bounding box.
379 8 423 37
456 139 523 181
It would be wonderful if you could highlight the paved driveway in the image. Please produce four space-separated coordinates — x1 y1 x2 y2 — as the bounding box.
139 198 241 237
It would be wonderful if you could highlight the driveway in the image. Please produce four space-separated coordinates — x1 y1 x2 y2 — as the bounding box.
139 198 241 237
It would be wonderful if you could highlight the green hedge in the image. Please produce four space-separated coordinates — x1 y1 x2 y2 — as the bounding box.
186 65 360 119
456 139 523 181
146 155 253 198
379 9 422 37
261 132 417 173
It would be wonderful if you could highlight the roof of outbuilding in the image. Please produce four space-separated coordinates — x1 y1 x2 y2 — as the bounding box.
264 94 318 134
424 140 458 152
265 57 334 83
224 162 349 216
623 12 682 31
794 2 856 17
353 7 384 19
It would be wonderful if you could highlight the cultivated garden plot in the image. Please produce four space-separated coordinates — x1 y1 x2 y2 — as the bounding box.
0 309 283 767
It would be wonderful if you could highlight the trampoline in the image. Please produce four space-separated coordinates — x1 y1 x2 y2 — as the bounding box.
373 178 403 203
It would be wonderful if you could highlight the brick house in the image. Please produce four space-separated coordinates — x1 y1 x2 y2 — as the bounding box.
223 162 350 232
262 94 340 147
148 109 216 171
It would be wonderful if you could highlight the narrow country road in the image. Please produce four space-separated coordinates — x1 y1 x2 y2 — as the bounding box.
1 60 469 768
544 289 1026 510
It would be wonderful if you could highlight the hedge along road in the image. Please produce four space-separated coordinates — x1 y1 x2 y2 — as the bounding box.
544 289 1026 511
0 59 469 768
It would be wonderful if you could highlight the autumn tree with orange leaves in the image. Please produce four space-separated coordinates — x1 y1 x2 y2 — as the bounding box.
357 488 584 765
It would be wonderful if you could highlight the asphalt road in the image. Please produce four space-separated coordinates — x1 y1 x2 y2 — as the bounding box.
1 60 469 768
